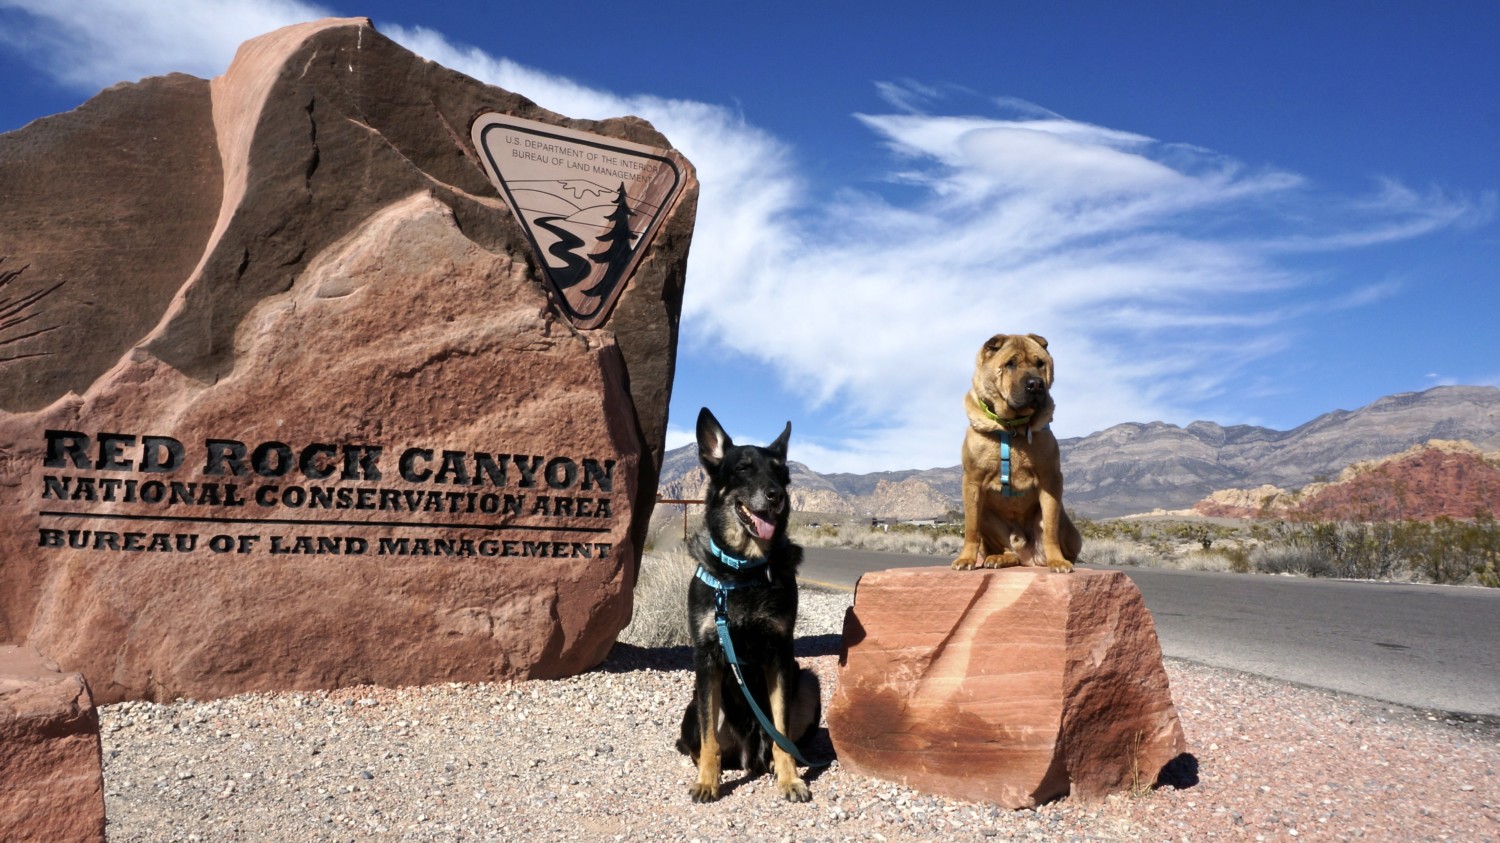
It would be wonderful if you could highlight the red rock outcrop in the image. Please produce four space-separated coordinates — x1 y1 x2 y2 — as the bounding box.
0 646 105 843
1295 442 1500 521
0 19 697 702
1194 441 1500 521
827 567 1188 808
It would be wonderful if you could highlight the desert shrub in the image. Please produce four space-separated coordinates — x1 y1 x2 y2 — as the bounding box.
1077 518 1115 541
1080 537 1157 568
1321 522 1405 580
1201 542 1253 574
617 547 695 648
1402 517 1500 585
1078 518 1149 543
812 523 841 540
1180 549 1238 573
1250 517 1500 583
1158 522 1237 550
1470 514 1500 588
1477 562 1500 588
791 523 962 557
1259 521 1402 580
1454 516 1500 586
1250 542 1334 577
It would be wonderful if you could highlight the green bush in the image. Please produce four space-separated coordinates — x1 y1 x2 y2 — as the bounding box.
1255 517 1500 584
1283 521 1405 580
1403 517 1498 585
1477 562 1500 588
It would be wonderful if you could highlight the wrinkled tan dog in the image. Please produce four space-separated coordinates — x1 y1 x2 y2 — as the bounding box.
952 333 1082 573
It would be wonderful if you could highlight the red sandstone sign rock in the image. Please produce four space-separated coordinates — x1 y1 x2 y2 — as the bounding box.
0 19 697 703
0 646 105 843
827 567 1189 808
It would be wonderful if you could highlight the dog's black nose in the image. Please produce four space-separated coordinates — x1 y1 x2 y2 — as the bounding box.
1024 375 1045 393
765 486 783 505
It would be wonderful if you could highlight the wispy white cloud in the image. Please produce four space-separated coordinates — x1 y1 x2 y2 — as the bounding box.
3 3 1488 473
0 0 331 86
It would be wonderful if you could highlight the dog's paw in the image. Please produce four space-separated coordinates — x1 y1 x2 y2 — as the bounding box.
1046 558 1075 573
981 552 1021 568
779 778 812 803
951 556 977 570
689 781 720 803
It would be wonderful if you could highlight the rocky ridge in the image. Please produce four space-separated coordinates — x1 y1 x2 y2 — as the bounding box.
656 386 1500 520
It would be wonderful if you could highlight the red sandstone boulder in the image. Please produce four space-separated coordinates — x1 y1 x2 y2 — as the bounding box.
0 19 697 702
0 646 105 843
827 567 1189 808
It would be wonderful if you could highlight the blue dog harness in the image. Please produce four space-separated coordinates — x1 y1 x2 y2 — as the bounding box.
695 539 815 767
998 430 1023 497
979 398 1047 498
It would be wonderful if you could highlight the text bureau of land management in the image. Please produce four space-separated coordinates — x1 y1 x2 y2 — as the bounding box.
33 429 621 560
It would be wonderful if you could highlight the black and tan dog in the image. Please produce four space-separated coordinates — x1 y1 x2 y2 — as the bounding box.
675 407 820 803
952 332 1082 573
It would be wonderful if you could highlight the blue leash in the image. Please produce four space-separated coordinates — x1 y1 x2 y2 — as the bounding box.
996 424 1051 497
695 540 815 767
998 430 1021 497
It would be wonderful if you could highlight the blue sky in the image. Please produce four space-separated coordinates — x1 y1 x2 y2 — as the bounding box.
3 1 1497 473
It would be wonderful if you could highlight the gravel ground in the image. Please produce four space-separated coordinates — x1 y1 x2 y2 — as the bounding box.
100 589 1500 842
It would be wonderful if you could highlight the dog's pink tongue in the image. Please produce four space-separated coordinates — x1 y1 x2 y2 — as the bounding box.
748 511 777 540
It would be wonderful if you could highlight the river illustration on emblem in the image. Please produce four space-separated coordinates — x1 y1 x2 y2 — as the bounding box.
507 179 657 318
471 114 686 329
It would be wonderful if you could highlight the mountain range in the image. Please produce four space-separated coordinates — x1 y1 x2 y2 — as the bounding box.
655 385 1500 520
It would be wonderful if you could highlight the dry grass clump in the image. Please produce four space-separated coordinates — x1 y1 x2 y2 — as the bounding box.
1079 537 1159 569
792 523 963 557
1249 542 1333 578
1079 537 1245 573
618 547 695 648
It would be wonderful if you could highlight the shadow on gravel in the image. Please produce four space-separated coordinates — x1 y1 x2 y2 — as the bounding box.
1156 752 1200 790
601 633 844 673
598 642 693 673
800 726 838 772
796 633 843 659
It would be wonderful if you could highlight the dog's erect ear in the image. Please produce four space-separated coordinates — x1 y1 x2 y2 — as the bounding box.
696 407 732 472
768 421 791 461
1027 333 1049 349
981 334 1009 359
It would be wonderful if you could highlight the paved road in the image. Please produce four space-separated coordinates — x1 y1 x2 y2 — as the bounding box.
799 547 1500 718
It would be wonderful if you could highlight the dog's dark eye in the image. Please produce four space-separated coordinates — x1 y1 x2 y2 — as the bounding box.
1003 360 1017 370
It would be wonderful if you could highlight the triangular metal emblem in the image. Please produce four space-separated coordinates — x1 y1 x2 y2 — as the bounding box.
471 114 686 329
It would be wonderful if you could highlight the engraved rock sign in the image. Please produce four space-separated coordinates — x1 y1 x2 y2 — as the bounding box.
0 18 699 705
472 115 687 329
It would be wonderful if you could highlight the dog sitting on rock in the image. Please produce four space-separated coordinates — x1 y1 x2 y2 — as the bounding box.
952 332 1082 573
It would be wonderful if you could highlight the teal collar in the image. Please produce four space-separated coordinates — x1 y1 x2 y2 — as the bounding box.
707 537 770 571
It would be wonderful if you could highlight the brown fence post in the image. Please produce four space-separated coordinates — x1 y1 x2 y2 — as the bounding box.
656 495 705 542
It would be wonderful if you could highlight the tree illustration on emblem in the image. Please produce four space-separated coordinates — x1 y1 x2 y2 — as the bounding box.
580 183 638 299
